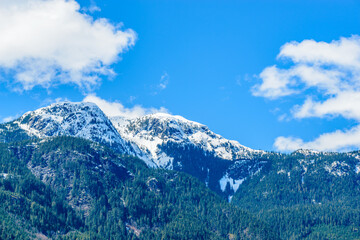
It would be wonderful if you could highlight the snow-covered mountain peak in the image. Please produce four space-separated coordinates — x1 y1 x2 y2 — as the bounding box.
1 101 270 197
110 111 264 168
122 113 209 141
147 112 205 126
292 149 321 156
22 102 100 124
12 102 132 153
2 102 267 181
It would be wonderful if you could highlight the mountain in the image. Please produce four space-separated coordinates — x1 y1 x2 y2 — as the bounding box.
2 102 360 239
7 102 358 201
0 136 277 239
0 102 133 153
0 102 271 198
111 112 271 197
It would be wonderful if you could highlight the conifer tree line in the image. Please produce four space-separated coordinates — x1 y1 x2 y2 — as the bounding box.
1 136 360 239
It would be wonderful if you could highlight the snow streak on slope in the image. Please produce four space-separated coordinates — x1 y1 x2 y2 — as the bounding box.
111 113 264 168
13 102 132 153
219 173 245 192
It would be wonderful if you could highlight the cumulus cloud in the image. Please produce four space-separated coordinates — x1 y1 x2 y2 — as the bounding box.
292 91 360 120
274 125 360 152
252 66 300 99
83 95 169 118
253 36 360 104
0 0 136 90
253 36 360 152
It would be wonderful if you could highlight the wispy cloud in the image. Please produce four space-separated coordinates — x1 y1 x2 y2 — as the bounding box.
159 72 169 90
83 95 169 118
151 72 169 95
0 0 136 91
253 36 360 152
40 97 72 107
128 96 137 103
82 0 101 13
235 74 251 86
2 114 20 123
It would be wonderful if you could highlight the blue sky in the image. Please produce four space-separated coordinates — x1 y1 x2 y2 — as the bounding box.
1 0 360 152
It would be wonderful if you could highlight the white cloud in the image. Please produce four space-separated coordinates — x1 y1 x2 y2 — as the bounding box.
274 125 360 152
253 36 360 101
278 37 360 69
159 72 169 90
40 97 71 107
253 36 360 152
83 95 169 118
129 96 137 103
87 5 101 13
252 66 299 99
151 72 169 95
0 0 136 90
82 0 101 13
292 91 360 120
2 115 20 123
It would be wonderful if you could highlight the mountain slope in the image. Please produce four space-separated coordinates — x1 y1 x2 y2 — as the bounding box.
111 113 264 167
232 150 360 239
0 137 278 239
110 113 271 196
3 102 360 239
1 102 271 197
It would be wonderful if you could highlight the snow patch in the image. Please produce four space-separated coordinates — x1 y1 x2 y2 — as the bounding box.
156 152 174 169
324 161 350 177
294 149 320 155
0 173 9 178
219 173 245 193
356 164 360 174
205 168 210 187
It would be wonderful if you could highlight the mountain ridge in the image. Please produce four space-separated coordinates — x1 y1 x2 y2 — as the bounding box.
11 102 133 154
0 101 341 198
2 102 360 239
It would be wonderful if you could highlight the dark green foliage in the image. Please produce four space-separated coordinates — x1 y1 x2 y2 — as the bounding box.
0 121 32 143
232 152 360 239
3 135 360 239
0 208 29 240
0 142 84 238
159 142 233 195
0 137 277 239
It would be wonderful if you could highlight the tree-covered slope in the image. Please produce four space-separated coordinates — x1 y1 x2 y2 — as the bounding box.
0 102 271 201
232 150 360 239
0 137 277 240
0 141 83 239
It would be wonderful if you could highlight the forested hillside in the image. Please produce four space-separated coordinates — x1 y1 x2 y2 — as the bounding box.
0 137 277 239
0 102 270 201
232 151 360 239
2 104 360 239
